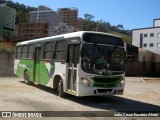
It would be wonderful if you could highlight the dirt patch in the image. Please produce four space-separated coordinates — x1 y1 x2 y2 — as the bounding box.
143 78 160 83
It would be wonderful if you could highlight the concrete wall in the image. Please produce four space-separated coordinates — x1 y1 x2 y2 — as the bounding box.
126 43 160 77
126 62 160 76
0 52 15 76
0 52 159 77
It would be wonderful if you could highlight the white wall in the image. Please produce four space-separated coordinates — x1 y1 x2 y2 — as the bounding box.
132 27 160 54
154 19 160 27
49 22 75 36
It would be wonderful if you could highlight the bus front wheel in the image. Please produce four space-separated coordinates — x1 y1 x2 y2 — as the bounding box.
24 71 31 85
58 78 65 97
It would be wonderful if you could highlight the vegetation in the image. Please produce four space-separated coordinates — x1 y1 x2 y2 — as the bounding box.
83 14 132 43
0 0 132 43
0 0 36 24
0 41 15 52
0 0 36 53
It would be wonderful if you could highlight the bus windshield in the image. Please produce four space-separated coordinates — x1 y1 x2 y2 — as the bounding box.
81 43 125 75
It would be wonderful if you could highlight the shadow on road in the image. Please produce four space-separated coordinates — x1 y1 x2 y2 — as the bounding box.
64 95 160 113
20 81 160 112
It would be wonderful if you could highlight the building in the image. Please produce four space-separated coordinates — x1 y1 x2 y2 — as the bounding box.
29 6 83 37
18 23 49 41
49 22 76 36
58 8 83 31
77 18 83 31
0 4 16 41
126 43 160 76
29 6 79 36
132 19 160 54
58 8 78 28
29 5 61 27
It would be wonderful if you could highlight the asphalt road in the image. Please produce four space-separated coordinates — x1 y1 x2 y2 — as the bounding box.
0 77 160 119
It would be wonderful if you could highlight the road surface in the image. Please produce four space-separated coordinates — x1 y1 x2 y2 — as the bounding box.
0 77 159 119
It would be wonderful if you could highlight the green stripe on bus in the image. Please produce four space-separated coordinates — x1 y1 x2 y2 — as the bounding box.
16 60 54 85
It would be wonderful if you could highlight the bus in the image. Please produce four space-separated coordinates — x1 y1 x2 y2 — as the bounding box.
14 31 126 97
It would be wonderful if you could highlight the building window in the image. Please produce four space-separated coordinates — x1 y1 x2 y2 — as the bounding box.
150 43 154 47
157 43 160 48
143 44 147 47
144 34 147 37
157 33 160 38
150 33 154 37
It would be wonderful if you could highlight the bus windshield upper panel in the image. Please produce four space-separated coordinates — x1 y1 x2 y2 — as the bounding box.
83 33 124 47
81 33 125 75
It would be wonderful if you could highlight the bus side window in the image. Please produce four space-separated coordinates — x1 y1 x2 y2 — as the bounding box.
43 41 55 60
55 40 67 61
28 44 35 59
22 46 28 59
16 46 22 59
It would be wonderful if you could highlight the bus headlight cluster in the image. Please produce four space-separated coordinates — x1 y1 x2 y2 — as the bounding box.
117 80 125 87
81 77 92 87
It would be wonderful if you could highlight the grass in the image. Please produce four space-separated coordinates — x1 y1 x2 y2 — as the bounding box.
0 42 15 53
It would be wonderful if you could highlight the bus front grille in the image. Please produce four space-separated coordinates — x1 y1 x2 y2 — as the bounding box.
92 76 123 88
92 76 122 83
97 89 112 93
94 84 115 87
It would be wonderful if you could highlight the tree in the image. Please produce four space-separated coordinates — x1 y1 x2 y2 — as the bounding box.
117 24 124 30
110 25 118 31
0 0 6 4
103 21 111 31
83 20 97 31
84 14 95 21
16 10 29 24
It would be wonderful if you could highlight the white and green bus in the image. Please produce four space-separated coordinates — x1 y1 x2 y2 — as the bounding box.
14 31 126 97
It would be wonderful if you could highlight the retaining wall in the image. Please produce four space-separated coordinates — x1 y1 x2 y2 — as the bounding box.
0 52 15 77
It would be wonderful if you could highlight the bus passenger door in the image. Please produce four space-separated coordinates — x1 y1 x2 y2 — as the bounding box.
67 45 79 93
33 47 42 83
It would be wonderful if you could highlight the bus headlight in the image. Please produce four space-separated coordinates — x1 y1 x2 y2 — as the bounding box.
117 80 125 87
81 77 92 87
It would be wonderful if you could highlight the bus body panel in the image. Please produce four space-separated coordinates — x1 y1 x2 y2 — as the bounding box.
14 31 126 97
77 65 125 96
15 59 66 87
77 83 124 96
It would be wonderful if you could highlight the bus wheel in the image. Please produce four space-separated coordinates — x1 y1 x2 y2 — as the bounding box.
24 71 31 85
58 78 65 97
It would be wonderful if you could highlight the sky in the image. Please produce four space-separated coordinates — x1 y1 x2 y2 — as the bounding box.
11 0 160 30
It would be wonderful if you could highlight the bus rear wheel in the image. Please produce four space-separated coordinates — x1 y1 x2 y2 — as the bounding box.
58 78 65 97
24 71 31 85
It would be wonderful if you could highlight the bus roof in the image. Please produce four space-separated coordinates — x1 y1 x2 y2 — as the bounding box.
16 31 122 46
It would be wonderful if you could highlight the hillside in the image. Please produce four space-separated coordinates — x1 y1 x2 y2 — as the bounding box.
107 31 131 43
0 0 37 24
0 0 132 44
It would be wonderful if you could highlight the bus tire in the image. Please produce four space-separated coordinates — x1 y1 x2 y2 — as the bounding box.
24 71 31 85
58 78 65 97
